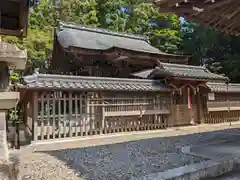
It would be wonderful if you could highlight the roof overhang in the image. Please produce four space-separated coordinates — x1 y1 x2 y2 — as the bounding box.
53 22 189 64
153 0 240 36
132 63 229 82
207 82 240 93
0 0 30 37
19 73 171 92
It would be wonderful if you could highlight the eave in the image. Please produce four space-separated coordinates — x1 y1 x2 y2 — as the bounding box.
153 0 240 36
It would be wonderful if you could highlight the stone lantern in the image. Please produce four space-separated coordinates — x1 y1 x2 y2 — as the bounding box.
0 41 27 162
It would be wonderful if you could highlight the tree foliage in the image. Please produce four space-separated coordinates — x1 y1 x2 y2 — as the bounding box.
2 0 183 75
181 22 240 82
2 0 240 82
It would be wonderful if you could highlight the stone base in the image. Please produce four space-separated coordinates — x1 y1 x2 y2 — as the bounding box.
0 152 20 180
0 111 8 161
0 111 21 180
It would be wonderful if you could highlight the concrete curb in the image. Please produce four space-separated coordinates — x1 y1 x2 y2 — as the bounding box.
131 138 240 180
131 158 240 180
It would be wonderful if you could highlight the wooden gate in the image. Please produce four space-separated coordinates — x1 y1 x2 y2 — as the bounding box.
171 87 198 126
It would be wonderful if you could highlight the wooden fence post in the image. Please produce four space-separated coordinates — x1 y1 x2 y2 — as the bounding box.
32 91 38 141
101 94 105 134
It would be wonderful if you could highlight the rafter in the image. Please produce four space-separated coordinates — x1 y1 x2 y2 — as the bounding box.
154 0 240 36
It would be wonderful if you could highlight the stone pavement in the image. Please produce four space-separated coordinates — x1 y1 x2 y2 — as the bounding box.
187 124 240 180
18 122 240 180
191 139 240 160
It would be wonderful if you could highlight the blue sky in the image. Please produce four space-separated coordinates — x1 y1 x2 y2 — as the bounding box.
179 17 185 25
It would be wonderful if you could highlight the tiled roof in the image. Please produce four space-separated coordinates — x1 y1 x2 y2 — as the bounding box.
20 73 170 92
132 63 228 81
207 82 240 93
56 22 185 57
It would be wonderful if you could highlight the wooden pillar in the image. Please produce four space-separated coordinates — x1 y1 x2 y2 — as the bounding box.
100 93 105 134
197 87 205 124
169 92 175 127
196 88 201 124
69 92 73 137
22 100 28 126
85 93 89 135
32 91 38 141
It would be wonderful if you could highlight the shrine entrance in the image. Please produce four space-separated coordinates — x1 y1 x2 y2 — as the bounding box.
168 80 207 127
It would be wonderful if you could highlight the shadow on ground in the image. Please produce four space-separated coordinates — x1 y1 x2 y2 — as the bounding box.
33 128 240 180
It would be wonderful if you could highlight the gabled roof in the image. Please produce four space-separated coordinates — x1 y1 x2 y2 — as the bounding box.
20 73 170 92
132 63 229 81
207 82 240 93
55 22 186 58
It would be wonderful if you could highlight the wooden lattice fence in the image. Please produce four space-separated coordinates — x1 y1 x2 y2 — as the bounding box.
23 91 171 141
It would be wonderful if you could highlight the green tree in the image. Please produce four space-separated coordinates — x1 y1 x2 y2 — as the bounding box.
95 0 182 53
181 21 240 82
2 0 184 75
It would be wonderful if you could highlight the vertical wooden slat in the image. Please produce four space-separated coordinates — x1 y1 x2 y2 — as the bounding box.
113 118 117 133
69 92 73 137
80 94 84 136
46 93 51 140
101 95 105 134
74 93 78 137
40 94 44 140
52 92 56 139
63 93 67 137
85 93 89 136
89 95 93 135
58 93 61 138
32 91 38 141
121 115 124 132
22 102 27 127
154 96 158 129
124 116 127 132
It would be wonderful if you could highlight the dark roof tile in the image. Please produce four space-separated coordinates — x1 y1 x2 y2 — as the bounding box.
20 73 170 92
132 63 228 81
207 82 240 93
56 22 185 57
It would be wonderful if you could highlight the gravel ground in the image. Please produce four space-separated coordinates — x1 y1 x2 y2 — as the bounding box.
19 129 239 180
20 153 84 180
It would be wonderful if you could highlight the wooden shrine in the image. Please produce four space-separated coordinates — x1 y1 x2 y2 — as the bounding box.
18 22 238 142
50 22 189 77
132 62 228 126
205 82 240 124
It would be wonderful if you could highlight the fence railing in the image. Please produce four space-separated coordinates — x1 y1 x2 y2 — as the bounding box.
207 101 240 111
30 92 171 141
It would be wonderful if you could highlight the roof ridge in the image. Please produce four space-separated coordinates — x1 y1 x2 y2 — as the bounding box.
208 82 240 86
59 22 150 43
161 62 205 69
24 73 162 84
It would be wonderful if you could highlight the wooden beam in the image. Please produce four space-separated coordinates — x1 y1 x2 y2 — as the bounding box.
0 28 22 37
19 2 29 37
7 0 28 4
204 3 236 26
